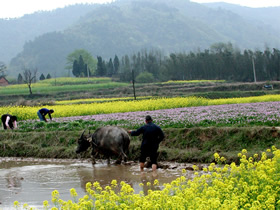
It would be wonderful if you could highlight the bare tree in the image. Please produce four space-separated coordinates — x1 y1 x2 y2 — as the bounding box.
23 68 37 95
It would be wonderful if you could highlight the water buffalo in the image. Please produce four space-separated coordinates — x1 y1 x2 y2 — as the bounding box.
76 126 130 164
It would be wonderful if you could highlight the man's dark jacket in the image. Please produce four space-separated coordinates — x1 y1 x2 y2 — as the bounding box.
131 122 164 147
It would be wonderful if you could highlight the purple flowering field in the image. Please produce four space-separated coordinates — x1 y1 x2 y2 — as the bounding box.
52 101 280 128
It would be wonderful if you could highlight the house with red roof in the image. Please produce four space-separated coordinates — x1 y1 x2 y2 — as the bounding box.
0 76 9 86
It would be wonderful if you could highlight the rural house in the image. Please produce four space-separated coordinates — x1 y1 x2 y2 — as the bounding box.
0 76 9 86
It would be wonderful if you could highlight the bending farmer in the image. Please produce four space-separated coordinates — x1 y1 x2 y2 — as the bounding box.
37 108 54 122
1 114 17 130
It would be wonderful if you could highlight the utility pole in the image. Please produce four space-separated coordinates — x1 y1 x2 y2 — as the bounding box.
252 57 257 83
132 69 136 100
55 72 56 86
87 64 90 82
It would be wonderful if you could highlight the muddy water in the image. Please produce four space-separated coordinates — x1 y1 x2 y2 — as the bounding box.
0 158 197 209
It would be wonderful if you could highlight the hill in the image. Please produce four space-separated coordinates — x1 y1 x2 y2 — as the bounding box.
3 0 280 77
0 4 98 65
204 2 280 34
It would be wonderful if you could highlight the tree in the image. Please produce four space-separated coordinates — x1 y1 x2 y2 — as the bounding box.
271 48 280 81
66 49 97 76
17 73 23 84
71 55 91 77
96 56 107 76
102 60 107 76
107 58 114 77
39 73 46 80
119 55 131 82
46 73 52 79
72 60 80 77
23 68 37 95
113 55 120 75
78 55 87 77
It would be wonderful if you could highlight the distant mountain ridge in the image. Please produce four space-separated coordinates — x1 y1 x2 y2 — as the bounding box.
1 0 280 77
204 2 280 34
0 4 97 64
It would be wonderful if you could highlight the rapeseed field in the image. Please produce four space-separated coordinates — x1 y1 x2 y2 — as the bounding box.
1 95 280 121
13 146 280 209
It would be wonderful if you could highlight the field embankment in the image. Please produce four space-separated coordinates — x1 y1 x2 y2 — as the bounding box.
1 126 279 163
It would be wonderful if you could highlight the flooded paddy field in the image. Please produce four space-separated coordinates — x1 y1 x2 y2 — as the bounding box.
0 157 199 209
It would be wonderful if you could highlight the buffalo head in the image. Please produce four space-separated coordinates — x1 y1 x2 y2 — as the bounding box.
76 129 92 154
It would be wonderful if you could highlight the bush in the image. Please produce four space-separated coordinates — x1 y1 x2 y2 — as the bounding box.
135 71 154 83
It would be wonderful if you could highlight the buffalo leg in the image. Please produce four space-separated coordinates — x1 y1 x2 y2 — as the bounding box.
123 155 127 162
114 155 122 164
91 150 98 165
107 157 110 165
91 156 96 164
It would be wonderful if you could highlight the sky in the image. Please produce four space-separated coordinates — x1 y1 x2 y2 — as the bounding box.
0 0 279 19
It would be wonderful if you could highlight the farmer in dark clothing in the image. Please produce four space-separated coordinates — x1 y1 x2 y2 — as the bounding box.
37 108 54 122
128 115 164 172
1 114 17 130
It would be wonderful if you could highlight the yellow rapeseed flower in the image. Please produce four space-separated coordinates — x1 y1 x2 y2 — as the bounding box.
220 157 226 162
111 179 117 187
43 200 49 208
242 149 247 154
192 165 198 170
86 182 92 189
13 201 20 208
70 188 78 197
153 179 159 186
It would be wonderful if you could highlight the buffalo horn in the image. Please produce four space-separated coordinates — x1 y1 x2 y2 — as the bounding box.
81 129 86 138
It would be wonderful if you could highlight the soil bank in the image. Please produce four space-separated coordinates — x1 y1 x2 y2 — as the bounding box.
0 126 280 164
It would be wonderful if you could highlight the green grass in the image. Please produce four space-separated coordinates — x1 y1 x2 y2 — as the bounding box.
38 77 113 85
0 78 129 95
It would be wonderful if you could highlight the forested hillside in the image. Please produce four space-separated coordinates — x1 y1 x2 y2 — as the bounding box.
3 0 280 77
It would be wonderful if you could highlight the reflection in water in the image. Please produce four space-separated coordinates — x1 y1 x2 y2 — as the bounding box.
76 162 186 195
5 171 22 189
0 158 196 209
139 172 161 195
78 163 137 192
